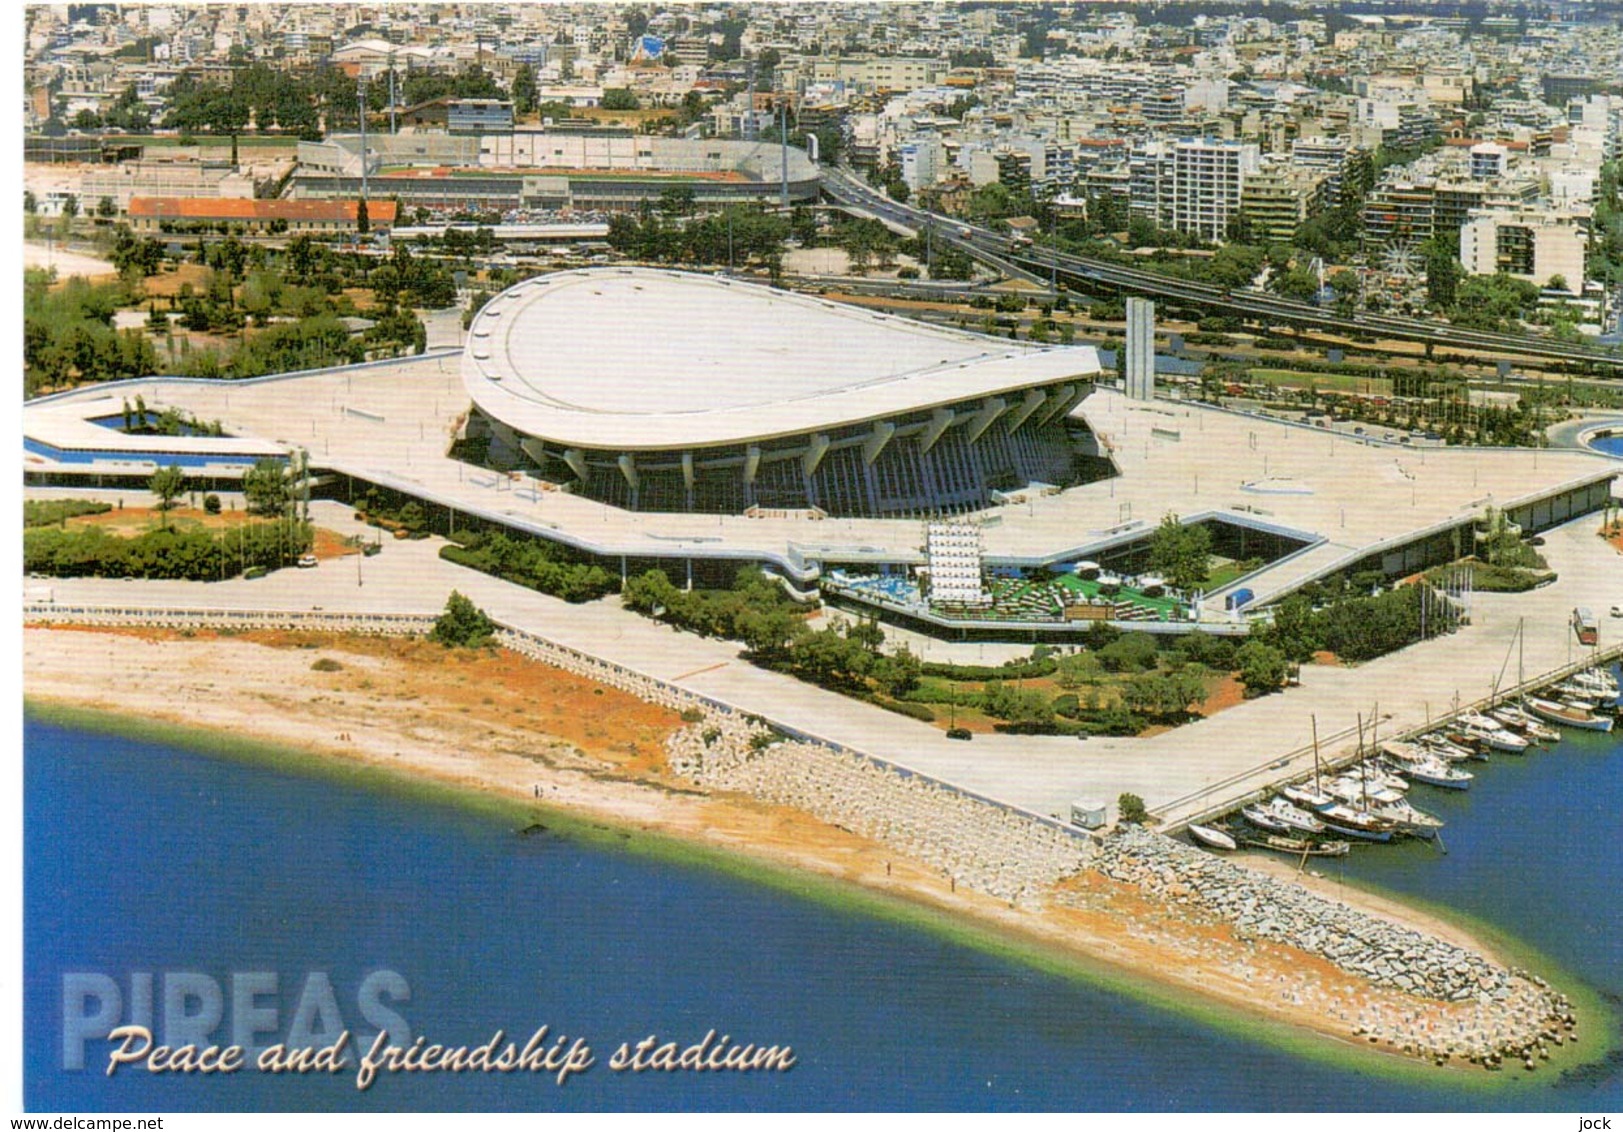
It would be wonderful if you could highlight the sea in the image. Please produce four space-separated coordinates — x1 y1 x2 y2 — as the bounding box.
22 679 1623 1113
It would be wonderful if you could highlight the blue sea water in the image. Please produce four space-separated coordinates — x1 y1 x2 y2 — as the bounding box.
22 696 1623 1112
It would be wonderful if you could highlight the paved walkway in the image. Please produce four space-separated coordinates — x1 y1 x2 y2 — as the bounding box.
26 495 1623 828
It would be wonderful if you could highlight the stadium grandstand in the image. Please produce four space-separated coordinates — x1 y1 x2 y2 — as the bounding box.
292 127 820 213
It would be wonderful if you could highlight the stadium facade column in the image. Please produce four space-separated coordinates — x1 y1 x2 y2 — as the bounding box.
965 396 1009 443
918 408 955 453
743 444 762 505
1001 390 1046 434
861 420 896 465
1033 383 1081 427
801 433 830 476
563 448 589 482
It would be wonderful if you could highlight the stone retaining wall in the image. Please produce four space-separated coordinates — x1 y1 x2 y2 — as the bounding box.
668 713 1090 906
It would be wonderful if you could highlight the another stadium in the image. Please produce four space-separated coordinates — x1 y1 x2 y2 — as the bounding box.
458 268 1104 517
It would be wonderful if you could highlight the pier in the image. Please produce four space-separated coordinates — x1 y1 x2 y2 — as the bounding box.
1160 640 1623 836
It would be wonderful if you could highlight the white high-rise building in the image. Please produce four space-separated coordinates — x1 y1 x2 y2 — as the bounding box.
1170 138 1260 242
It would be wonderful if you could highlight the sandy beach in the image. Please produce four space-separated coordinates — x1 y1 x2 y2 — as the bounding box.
22 623 1590 1076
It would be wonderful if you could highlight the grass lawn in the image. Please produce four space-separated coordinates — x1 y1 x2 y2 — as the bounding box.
1249 368 1393 396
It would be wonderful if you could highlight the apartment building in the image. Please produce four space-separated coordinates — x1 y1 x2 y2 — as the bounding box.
1459 207 1588 294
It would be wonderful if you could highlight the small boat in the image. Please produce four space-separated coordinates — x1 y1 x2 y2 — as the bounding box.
1569 667 1620 700
1457 719 1529 754
1316 802 1397 842
1397 756 1474 790
1526 695 1615 732
1259 797 1327 834
1188 824 1237 851
1489 705 1560 743
1371 796 1445 839
1240 834 1351 858
1417 735 1479 762
1552 682 1601 709
1281 783 1336 811
1322 775 1438 838
1241 803 1293 834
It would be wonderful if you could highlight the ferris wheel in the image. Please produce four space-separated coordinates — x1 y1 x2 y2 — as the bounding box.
1380 240 1421 280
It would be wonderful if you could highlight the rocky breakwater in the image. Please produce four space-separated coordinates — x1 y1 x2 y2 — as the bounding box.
1096 825 1579 1070
666 713 1090 907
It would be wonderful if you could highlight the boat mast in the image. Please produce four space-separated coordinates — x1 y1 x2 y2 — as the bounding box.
1356 712 1369 809
1311 714 1322 792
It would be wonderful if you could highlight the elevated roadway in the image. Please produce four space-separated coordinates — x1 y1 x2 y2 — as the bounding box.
820 166 1623 372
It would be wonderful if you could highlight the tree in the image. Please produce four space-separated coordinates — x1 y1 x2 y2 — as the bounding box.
357 198 370 235
600 88 640 111
432 591 495 648
149 465 187 514
872 645 922 698
1117 793 1148 824
1147 512 1212 592
1235 640 1288 697
96 196 117 219
1425 241 1462 311
241 458 290 516
511 63 538 116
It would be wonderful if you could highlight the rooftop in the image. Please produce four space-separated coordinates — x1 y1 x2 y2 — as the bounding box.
462 268 1101 451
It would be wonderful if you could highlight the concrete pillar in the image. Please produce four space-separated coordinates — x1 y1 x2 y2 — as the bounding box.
563 448 589 482
801 432 830 477
1126 296 1155 401
1002 389 1047 434
617 452 639 490
1034 383 1080 427
965 396 1010 443
918 407 955 454
862 420 896 465
681 452 695 491
744 445 761 486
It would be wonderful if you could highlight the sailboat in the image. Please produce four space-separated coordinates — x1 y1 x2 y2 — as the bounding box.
1188 824 1237 851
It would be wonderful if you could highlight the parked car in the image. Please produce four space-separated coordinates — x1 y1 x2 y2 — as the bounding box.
297 554 318 568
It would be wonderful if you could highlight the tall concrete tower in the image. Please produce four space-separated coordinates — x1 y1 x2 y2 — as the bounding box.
1125 296 1155 401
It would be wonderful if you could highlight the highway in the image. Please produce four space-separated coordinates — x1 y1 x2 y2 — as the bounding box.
819 165 1623 372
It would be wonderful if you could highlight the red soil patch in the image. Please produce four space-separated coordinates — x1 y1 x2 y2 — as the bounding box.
1194 673 1246 716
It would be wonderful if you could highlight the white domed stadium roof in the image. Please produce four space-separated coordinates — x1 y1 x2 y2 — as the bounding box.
462 268 1100 452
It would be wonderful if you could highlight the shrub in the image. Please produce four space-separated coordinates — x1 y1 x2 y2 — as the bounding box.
874 697 934 722
431 591 495 648
1098 632 1159 673
1117 793 1148 824
679 707 705 723
310 657 343 672
23 499 112 527
202 494 221 515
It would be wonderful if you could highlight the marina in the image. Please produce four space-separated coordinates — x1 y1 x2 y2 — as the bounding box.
1182 654 1623 866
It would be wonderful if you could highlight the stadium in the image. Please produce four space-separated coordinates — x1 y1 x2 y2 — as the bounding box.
292 130 822 212
457 268 1104 517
